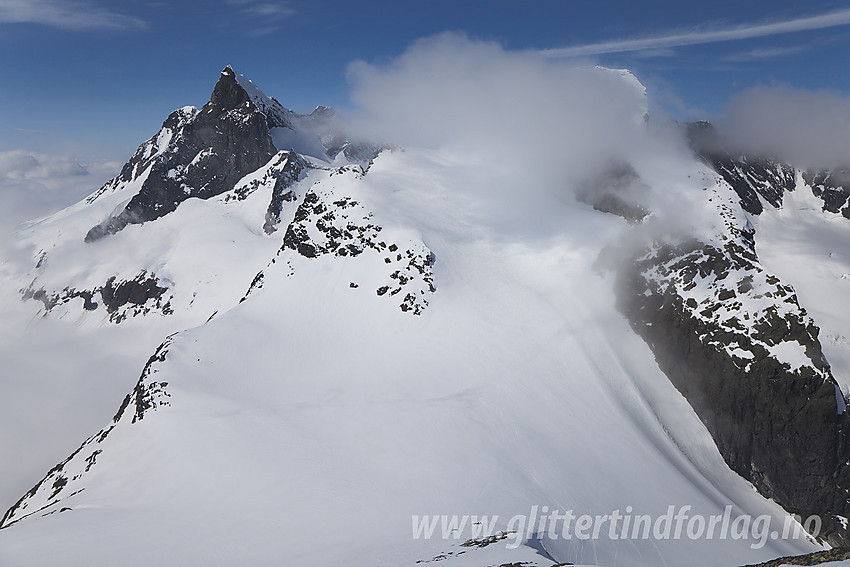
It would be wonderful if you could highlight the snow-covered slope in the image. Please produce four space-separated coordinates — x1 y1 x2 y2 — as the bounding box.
754 179 850 393
1 66 847 567
7 67 378 331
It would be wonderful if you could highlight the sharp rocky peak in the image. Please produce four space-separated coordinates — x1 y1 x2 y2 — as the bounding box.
81 66 375 244
207 65 254 114
215 65 294 130
83 66 283 242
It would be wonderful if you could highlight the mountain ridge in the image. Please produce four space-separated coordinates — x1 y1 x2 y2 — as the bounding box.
2 66 850 567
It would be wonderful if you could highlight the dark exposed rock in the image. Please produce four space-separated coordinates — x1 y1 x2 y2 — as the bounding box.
240 271 265 303
48 476 67 500
85 67 280 242
275 186 435 315
83 106 198 206
281 189 382 259
803 168 850 219
460 531 512 548
686 121 796 215
263 167 302 234
740 547 850 566
0 338 173 529
615 231 850 546
228 67 294 130
100 273 167 313
83 67 382 246
22 271 172 324
261 152 305 237
22 285 96 312
130 343 172 423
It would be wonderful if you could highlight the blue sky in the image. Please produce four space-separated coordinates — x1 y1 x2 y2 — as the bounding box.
2 0 850 160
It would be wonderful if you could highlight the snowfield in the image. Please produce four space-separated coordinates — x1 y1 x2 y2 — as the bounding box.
1 61 847 567
753 174 850 396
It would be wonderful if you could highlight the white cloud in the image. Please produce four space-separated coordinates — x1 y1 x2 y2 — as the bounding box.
717 87 850 170
541 8 850 58
243 2 294 19
347 34 648 167
0 149 88 181
0 0 146 30
344 34 713 240
224 0 294 37
225 0 294 21
0 150 117 276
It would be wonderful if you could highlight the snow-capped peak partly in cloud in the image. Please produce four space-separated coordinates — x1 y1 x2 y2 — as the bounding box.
346 34 649 189
344 34 715 239
3 30 850 567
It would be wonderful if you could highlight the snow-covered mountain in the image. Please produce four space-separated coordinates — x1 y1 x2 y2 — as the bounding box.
2 66 850 567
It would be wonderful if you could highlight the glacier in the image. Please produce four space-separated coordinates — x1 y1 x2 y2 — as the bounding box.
1 63 850 567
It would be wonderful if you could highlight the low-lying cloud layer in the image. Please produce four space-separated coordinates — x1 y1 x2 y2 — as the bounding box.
0 150 89 182
0 150 117 225
718 87 850 171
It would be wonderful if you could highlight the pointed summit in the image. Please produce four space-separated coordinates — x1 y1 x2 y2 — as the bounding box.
81 66 365 243
206 65 292 129
84 67 280 242
221 65 294 129
207 65 252 113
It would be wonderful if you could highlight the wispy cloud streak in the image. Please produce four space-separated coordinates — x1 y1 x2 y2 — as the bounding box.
224 0 294 37
725 45 808 61
542 9 850 57
0 0 146 31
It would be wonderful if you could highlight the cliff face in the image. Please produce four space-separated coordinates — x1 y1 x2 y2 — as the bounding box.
688 121 850 224
686 121 796 216
614 201 850 545
5 65 850 567
85 67 280 242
